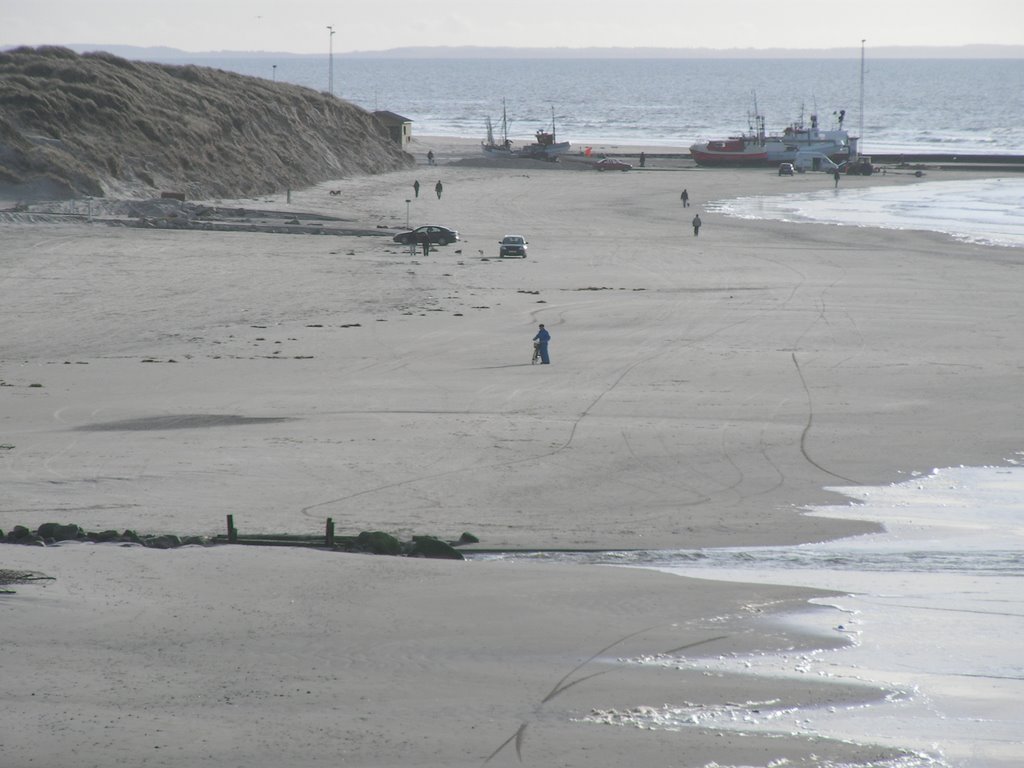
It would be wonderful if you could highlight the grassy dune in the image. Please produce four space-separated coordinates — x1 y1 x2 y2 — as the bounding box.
0 46 413 200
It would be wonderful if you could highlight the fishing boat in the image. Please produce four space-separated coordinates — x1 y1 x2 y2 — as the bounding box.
690 108 857 168
482 100 515 156
482 103 571 160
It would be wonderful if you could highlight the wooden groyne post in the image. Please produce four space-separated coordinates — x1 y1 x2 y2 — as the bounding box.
226 514 237 543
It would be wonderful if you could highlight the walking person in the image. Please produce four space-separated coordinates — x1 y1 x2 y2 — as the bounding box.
692 213 702 237
435 180 443 200
834 169 841 188
427 150 435 165
681 188 689 207
413 179 420 198
532 323 551 365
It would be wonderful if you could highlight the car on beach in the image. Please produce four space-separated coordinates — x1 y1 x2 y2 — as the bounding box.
393 225 460 246
498 235 528 258
840 157 875 175
778 162 795 176
593 157 632 171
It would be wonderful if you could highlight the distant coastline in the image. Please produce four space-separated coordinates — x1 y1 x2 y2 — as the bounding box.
8 43 1024 60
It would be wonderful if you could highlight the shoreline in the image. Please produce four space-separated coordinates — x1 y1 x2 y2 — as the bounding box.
409 133 1024 173
0 542 911 767
3 150 1020 766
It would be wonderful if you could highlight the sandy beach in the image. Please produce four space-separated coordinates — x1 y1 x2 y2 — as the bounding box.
2 137 1021 767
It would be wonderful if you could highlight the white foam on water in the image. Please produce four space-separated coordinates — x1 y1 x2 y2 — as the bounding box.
474 461 1024 765
650 461 1024 767
713 177 1024 249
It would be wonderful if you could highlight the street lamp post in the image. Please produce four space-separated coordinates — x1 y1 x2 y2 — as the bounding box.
859 39 866 158
405 199 411 229
326 25 335 96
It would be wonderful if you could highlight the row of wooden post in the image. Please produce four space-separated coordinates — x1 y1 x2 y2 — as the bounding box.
225 514 335 546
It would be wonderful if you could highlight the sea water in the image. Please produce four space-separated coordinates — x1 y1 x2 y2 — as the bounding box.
481 463 1024 767
692 163 1023 768
152 56 1024 156
710 177 1024 249
648 463 1024 768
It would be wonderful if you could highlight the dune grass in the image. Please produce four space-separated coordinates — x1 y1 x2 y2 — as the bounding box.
0 46 413 199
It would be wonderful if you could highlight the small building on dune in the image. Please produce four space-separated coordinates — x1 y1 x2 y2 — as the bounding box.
374 111 413 150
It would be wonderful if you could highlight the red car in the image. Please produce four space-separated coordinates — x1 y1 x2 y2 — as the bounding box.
593 158 632 171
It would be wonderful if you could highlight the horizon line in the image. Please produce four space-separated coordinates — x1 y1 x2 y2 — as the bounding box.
6 42 1024 60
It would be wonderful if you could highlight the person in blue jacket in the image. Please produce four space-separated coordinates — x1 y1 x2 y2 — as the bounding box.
533 323 551 364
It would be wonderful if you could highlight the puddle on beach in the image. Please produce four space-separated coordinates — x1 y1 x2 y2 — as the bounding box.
74 414 293 431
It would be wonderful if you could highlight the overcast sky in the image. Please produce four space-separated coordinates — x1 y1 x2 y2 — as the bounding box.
2 0 1022 53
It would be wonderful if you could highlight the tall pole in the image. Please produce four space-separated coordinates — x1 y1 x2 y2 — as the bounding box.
405 199 411 229
327 25 335 96
859 39 866 158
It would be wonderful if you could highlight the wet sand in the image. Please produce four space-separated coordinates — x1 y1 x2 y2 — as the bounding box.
2 138 1019 766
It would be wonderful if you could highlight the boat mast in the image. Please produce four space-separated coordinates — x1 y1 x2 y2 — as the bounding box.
750 92 766 146
502 98 509 146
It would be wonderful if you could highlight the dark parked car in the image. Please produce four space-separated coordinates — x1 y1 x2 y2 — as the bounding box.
842 157 875 175
393 225 460 246
498 234 528 258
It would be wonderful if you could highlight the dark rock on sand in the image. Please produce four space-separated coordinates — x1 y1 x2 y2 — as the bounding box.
356 530 403 556
5 526 45 546
406 536 465 560
87 529 122 543
2 520 473 560
36 522 84 541
141 534 183 550
0 523 215 550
